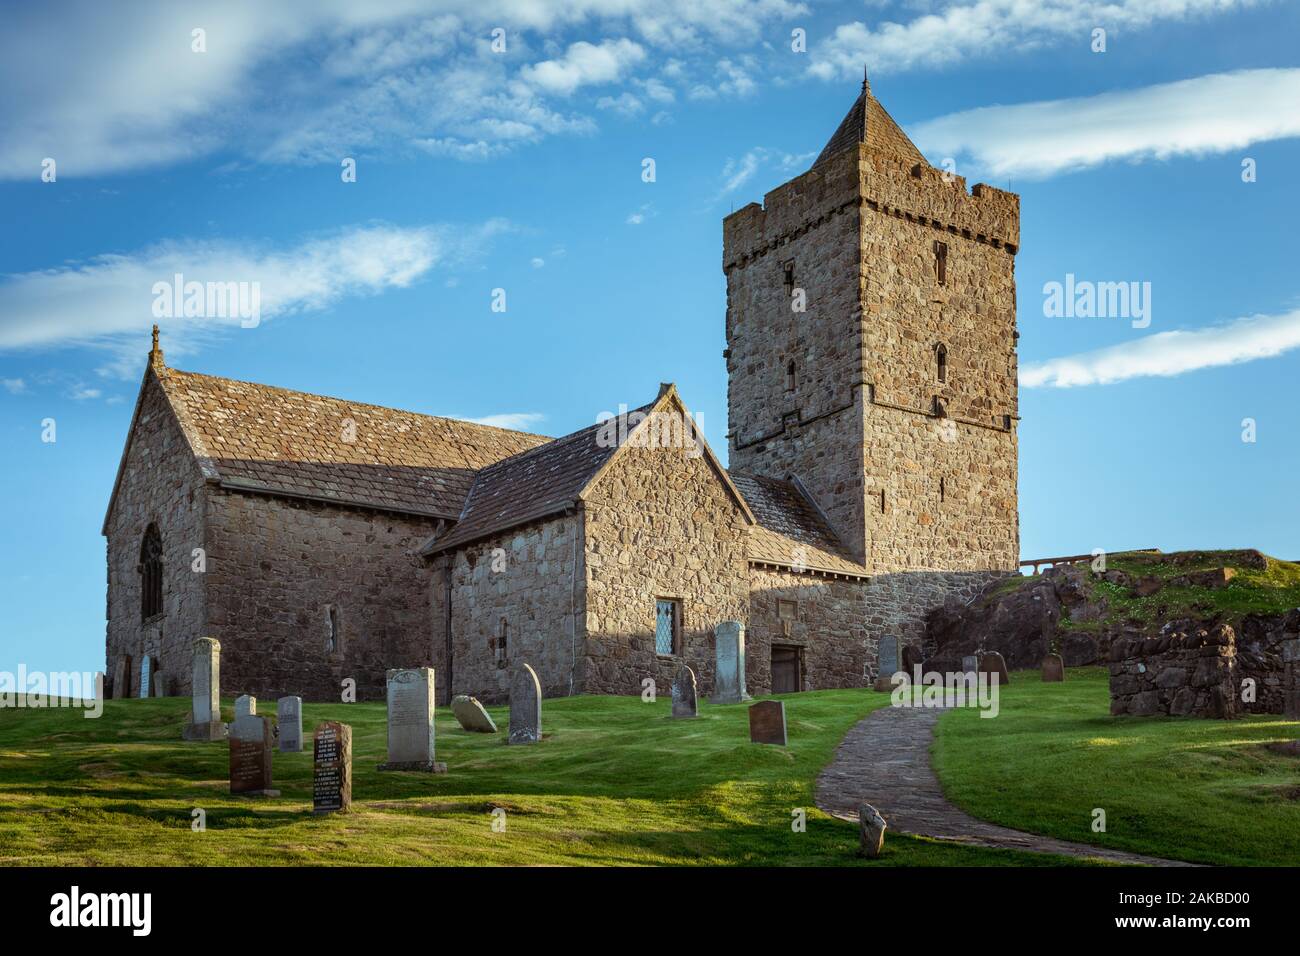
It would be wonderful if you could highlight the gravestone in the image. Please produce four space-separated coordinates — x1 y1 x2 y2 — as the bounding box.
111 658 126 700
451 695 497 733
138 656 152 699
508 663 542 745
378 668 445 771
873 635 900 691
1041 653 1065 683
235 694 257 719
979 651 1010 686
1283 639 1300 720
671 663 698 718
858 803 887 859
312 721 352 814
961 654 979 676
710 621 750 703
277 696 303 752
152 673 167 697
184 638 226 741
228 714 278 796
748 699 787 745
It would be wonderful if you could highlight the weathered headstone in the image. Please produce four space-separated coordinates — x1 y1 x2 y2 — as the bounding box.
508 663 542 745
979 651 1010 686
961 654 979 676
748 699 787 745
671 663 698 718
312 721 352 814
873 635 900 691
378 668 445 771
228 714 278 796
710 621 750 703
111 658 126 700
1041 653 1065 683
235 694 257 719
451 694 497 733
1283 638 1300 720
858 803 887 859
138 656 152 699
183 638 225 741
152 673 167 697
277 696 303 752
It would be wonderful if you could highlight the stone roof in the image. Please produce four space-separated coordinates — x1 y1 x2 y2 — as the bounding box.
730 472 867 577
813 82 927 169
154 367 551 519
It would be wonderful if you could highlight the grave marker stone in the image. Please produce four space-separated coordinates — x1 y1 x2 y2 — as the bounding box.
979 651 1010 686
378 668 444 771
671 663 698 718
1283 638 1300 720
235 694 257 719
1041 653 1065 683
278 696 303 752
508 663 542 745
874 635 900 691
748 699 787 745
961 655 979 676
312 721 352 814
184 638 226 741
858 803 887 859
711 621 749 703
450 695 497 733
228 714 277 796
138 656 152 699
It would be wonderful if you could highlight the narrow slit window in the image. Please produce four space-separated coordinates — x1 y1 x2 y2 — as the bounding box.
325 605 342 654
939 477 946 502
782 260 795 292
880 489 887 514
785 359 797 392
934 240 948 286
139 524 163 621
936 343 948 383
655 598 682 656
497 618 509 664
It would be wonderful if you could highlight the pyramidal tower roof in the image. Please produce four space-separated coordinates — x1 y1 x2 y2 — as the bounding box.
812 72 927 169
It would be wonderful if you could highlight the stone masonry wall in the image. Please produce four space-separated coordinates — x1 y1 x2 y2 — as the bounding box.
204 489 437 702
748 568 872 692
1108 625 1237 718
104 369 208 698
444 515 582 704
582 437 750 698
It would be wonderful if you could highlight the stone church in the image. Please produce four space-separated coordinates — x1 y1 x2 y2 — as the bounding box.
103 79 1020 704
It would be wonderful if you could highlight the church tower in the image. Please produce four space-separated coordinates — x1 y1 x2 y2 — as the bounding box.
723 77 1019 573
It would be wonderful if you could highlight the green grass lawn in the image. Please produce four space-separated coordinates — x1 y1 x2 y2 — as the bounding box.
0 690 1067 867
934 667 1300 866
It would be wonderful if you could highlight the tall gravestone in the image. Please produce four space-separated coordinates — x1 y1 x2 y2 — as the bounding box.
874 635 900 691
1283 639 1300 720
184 638 225 741
138 656 152 699
278 696 303 752
235 694 257 719
228 714 278 796
313 721 352 814
748 700 787 745
671 663 698 718
111 658 127 700
379 668 444 771
508 663 542 744
710 621 749 703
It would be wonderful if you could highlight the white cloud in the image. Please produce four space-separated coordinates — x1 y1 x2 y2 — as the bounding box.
1022 309 1300 388
531 257 546 268
809 0 1262 80
716 147 817 199
596 92 645 117
462 412 547 431
519 39 646 96
0 220 511 372
70 385 103 401
626 203 654 225
912 69 1300 179
2 378 26 394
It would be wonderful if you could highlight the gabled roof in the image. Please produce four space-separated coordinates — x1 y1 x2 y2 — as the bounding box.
422 385 755 556
813 79 926 170
105 363 551 528
730 472 867 578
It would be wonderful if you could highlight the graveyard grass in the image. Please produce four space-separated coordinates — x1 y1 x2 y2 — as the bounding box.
934 666 1300 866
0 689 1075 867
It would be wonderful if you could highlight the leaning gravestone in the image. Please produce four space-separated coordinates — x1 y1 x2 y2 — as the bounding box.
235 694 257 719
1041 653 1065 683
312 721 352 814
874 635 900 691
111 658 126 700
278 696 303 752
228 714 278 796
671 663 698 718
379 668 444 771
748 699 787 745
979 651 1010 686
451 694 497 733
711 621 750 703
138 656 152 699
508 663 542 744
184 637 226 741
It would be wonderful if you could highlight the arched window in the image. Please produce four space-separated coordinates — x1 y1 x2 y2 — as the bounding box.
936 343 948 383
139 524 163 620
785 359 797 391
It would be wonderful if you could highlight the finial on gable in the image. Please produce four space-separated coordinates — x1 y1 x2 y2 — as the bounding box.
862 64 870 96
149 324 165 369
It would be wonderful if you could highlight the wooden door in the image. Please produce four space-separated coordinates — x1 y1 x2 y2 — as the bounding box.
771 646 801 694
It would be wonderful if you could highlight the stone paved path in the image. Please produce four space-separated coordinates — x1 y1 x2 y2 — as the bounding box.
815 703 1197 866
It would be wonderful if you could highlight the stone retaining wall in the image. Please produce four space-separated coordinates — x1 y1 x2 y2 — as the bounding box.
1108 624 1237 718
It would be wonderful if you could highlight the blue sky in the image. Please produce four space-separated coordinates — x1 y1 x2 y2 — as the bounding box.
3 0 1299 676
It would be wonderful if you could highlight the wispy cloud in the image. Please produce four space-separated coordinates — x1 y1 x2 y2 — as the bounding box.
1022 309 1300 388
809 0 1262 80
0 220 510 373
715 147 817 199
3 378 27 394
462 412 547 431
912 68 1300 179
